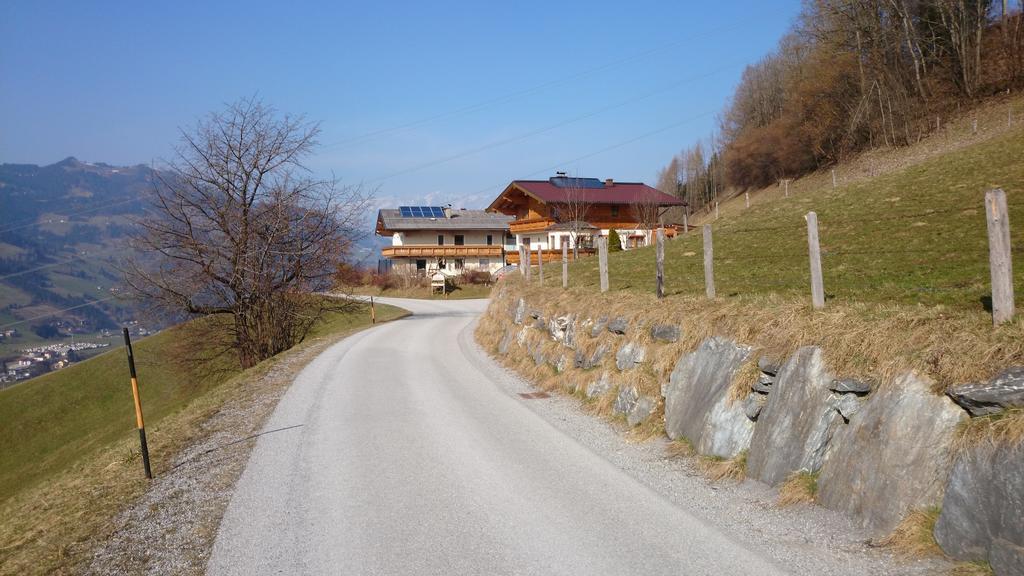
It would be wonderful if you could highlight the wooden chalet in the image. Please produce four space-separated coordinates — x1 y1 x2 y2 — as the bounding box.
486 175 685 263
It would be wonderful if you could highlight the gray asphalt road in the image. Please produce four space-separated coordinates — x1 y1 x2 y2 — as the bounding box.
208 297 786 576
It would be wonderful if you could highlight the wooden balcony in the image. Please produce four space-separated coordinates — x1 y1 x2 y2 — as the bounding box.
507 248 595 265
509 217 556 234
381 245 504 258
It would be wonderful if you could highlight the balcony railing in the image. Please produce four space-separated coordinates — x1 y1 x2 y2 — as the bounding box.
381 245 504 258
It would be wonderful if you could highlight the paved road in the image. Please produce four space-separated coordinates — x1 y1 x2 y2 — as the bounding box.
208 298 786 575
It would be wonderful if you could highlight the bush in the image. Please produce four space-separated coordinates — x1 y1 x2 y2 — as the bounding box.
369 273 400 290
608 229 622 252
459 270 492 285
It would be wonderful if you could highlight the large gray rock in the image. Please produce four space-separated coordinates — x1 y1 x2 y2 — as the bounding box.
606 316 629 335
650 324 680 343
758 357 781 375
815 372 967 534
563 319 578 350
746 347 841 486
830 378 872 395
831 393 863 421
590 317 609 338
615 342 646 371
663 337 753 459
743 392 766 421
575 344 610 370
947 366 1024 416
498 329 513 355
513 298 526 325
585 371 612 399
628 396 657 427
934 443 1024 576
613 386 639 415
752 372 774 393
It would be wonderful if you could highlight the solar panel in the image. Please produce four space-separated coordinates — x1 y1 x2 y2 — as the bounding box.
549 177 605 189
398 206 446 218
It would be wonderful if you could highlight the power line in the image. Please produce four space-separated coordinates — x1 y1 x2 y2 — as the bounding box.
319 12 773 152
0 196 140 235
0 253 102 280
363 61 744 184
0 295 123 330
465 109 718 199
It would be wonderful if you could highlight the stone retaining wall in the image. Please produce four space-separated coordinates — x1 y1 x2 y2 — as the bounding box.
481 287 1024 575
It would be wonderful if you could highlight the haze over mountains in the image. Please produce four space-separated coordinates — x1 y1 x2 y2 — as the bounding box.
0 156 155 335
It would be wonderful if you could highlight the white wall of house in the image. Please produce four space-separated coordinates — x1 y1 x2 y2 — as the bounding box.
394 230 505 247
390 256 504 275
516 228 656 251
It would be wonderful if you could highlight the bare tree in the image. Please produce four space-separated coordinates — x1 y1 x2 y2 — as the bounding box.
630 195 661 248
126 98 371 369
558 179 593 259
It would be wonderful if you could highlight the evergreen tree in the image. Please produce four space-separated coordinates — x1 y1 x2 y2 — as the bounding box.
608 229 622 252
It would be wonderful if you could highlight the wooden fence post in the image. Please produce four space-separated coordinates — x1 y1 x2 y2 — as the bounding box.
561 241 568 289
806 211 825 309
715 202 720 220
831 169 836 189
598 236 609 293
986 189 1015 325
525 246 532 281
519 246 526 276
745 192 750 209
784 179 790 198
655 227 665 299
683 211 689 234
537 245 543 285
702 224 715 299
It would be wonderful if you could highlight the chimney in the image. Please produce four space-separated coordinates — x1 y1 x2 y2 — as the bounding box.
605 178 614 187
443 204 453 219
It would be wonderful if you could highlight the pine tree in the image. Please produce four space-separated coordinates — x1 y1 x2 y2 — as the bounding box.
608 229 622 252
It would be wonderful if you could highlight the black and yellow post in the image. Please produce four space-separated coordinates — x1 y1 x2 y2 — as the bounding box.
123 328 153 479
370 296 376 324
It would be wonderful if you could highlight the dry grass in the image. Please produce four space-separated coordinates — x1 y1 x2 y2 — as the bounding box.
492 275 1024 399
950 561 995 576
876 507 944 559
953 408 1024 453
697 451 748 483
777 470 819 507
665 438 695 459
727 357 761 404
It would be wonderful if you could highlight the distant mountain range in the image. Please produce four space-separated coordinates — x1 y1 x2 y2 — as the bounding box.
0 157 161 356
0 157 391 358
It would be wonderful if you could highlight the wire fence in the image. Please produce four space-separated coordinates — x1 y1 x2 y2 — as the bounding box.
526 189 1017 326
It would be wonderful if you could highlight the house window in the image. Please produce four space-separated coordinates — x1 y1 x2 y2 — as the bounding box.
437 235 445 245
610 206 619 217
454 234 465 246
523 237 531 247
479 258 489 267
437 258 446 270
486 234 493 246
416 259 426 271
454 258 465 270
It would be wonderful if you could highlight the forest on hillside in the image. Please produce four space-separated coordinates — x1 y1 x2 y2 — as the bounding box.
658 0 1024 209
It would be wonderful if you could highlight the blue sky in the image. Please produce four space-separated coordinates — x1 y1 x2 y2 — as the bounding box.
0 0 800 208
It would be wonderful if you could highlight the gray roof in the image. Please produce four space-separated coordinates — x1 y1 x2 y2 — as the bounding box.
377 208 513 232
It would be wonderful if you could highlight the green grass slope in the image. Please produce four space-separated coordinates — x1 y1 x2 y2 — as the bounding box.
557 128 1023 310
0 301 402 504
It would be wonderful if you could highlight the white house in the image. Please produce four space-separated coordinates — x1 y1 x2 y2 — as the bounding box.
375 206 515 276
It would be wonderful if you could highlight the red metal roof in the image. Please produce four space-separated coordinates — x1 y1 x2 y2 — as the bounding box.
510 180 685 206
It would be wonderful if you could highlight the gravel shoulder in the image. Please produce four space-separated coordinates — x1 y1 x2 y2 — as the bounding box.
83 325 388 575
